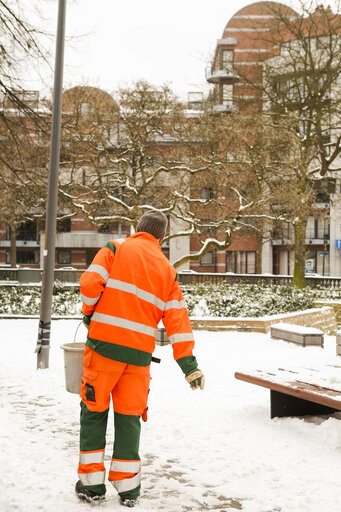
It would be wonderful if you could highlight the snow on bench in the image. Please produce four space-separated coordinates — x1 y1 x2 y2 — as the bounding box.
235 365 341 418
270 323 324 347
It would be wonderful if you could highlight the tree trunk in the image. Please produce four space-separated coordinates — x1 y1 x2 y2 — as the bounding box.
292 219 307 289
9 224 17 268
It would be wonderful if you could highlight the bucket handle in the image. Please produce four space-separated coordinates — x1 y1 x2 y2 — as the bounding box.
73 320 83 343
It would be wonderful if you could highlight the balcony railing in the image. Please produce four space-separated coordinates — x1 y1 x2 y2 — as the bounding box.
206 68 240 83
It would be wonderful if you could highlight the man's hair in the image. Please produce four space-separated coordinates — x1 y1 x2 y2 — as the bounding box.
136 210 168 240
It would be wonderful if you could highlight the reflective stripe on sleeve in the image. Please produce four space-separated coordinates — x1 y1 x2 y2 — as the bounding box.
110 459 141 473
111 471 141 493
106 279 165 310
80 293 101 306
79 470 106 486
92 312 157 338
79 451 105 465
115 238 126 244
164 299 186 310
86 264 109 282
168 333 195 344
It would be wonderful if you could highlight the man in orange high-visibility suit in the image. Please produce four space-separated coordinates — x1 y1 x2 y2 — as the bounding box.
75 210 204 508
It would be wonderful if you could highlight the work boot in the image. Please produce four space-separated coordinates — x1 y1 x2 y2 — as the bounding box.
75 480 105 503
120 496 137 507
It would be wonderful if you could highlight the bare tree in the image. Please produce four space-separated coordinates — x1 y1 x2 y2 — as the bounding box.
59 82 286 269
234 0 341 286
0 1 51 264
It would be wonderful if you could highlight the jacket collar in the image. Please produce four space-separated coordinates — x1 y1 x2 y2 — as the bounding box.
129 232 161 245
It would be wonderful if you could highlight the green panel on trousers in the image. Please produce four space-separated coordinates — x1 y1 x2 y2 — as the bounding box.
119 484 141 500
84 483 106 496
113 411 141 460
80 401 109 452
86 338 152 366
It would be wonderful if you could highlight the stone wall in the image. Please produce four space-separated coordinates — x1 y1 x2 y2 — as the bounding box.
190 306 337 335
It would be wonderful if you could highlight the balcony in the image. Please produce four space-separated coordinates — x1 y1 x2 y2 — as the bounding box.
270 228 329 246
55 231 127 248
206 68 240 84
305 229 329 245
212 104 239 113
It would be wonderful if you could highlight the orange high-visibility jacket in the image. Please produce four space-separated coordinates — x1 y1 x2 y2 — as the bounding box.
80 232 197 375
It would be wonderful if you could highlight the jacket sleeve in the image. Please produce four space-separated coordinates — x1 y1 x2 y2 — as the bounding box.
79 245 115 316
162 277 198 376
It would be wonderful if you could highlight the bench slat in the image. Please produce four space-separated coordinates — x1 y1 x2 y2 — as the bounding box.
235 370 341 411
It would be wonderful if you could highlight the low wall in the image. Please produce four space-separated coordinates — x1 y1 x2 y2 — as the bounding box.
190 306 337 335
314 301 341 325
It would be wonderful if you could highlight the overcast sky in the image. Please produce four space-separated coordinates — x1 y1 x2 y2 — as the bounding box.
28 0 259 101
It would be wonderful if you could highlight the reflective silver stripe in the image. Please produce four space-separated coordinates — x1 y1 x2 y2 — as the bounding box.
92 312 157 337
110 460 141 473
106 279 165 310
115 238 126 244
79 451 105 465
79 470 106 486
86 264 109 282
80 293 101 306
164 299 186 311
168 333 194 344
111 471 141 493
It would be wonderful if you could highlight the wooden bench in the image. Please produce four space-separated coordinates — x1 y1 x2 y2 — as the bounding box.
270 323 324 347
235 365 341 418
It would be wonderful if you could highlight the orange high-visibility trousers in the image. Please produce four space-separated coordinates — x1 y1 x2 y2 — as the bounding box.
78 346 150 499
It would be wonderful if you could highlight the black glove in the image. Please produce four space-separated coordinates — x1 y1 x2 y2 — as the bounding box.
82 314 92 330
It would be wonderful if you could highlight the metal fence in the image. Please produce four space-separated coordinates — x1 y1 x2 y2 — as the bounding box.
1 267 341 288
177 272 341 288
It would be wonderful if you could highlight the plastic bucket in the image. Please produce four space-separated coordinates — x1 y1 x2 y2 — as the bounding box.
60 342 85 394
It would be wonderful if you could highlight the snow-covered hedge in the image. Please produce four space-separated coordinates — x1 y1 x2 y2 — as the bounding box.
182 283 317 317
0 283 81 316
0 282 340 317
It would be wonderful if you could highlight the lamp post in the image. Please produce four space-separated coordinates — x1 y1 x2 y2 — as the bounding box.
36 0 67 369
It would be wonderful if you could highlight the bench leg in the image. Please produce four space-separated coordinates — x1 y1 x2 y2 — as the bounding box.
270 390 339 418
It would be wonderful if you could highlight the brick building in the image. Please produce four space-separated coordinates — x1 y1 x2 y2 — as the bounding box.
2 2 341 276
206 1 341 276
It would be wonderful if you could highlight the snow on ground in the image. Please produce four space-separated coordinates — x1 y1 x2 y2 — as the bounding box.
1 319 341 512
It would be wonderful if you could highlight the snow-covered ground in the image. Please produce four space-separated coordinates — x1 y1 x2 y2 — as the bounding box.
2 319 341 512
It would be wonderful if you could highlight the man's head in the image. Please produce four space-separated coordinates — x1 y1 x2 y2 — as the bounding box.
136 210 168 240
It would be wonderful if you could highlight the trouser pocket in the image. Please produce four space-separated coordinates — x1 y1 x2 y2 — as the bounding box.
80 366 98 405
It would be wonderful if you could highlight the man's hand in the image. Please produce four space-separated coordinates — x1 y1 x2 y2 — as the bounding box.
82 314 92 330
185 369 205 390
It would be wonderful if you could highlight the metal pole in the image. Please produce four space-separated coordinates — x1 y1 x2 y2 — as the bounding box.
36 0 67 369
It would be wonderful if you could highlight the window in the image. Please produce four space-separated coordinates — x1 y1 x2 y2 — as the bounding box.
188 92 204 110
305 251 317 274
80 102 92 116
58 250 71 265
200 252 214 265
221 50 234 72
200 187 213 200
86 249 98 267
201 221 216 235
15 220 37 241
226 251 257 274
17 250 39 264
221 84 233 105
315 179 336 203
98 223 113 233
57 218 71 232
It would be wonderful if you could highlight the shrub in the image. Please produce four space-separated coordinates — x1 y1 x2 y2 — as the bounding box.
0 282 339 318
